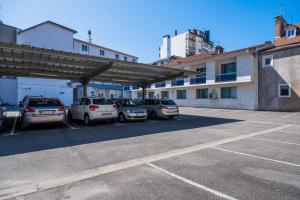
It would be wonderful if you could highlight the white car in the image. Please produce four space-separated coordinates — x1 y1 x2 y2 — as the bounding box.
68 97 118 125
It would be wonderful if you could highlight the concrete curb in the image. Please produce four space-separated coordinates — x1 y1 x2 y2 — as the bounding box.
0 124 290 200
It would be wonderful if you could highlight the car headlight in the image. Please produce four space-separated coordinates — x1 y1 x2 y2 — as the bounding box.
126 109 133 113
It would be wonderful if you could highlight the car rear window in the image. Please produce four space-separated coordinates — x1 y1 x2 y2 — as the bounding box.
161 100 176 105
93 99 114 105
29 99 62 107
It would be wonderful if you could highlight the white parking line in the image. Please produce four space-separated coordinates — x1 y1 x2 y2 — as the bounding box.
252 137 300 146
276 130 300 135
147 163 238 200
10 112 19 135
280 112 298 118
66 123 79 130
212 147 300 168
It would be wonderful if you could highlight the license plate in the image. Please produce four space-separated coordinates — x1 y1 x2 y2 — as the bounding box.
40 111 54 115
102 113 112 116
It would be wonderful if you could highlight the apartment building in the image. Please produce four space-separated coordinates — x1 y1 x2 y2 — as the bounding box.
132 45 267 110
159 29 214 59
131 15 300 111
0 21 138 105
258 16 300 111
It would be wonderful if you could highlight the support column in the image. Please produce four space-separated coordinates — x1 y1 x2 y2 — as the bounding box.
142 86 146 99
81 81 88 97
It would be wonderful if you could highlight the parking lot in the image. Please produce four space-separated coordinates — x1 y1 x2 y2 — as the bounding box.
0 107 300 200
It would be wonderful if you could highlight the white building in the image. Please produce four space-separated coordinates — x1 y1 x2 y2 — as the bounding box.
0 21 138 105
159 29 214 60
132 44 269 110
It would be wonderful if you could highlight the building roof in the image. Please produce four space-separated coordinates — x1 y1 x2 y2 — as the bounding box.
74 38 138 59
274 36 300 46
166 43 270 67
0 42 196 86
18 21 77 34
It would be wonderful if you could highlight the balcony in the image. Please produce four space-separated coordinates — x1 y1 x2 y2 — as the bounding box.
215 73 237 82
131 85 140 90
190 76 206 85
171 79 184 86
155 82 166 88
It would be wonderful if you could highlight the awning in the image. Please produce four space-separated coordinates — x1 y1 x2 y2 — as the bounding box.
0 42 196 86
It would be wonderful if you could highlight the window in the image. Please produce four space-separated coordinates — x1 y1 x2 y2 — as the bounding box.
124 56 128 61
82 44 88 52
115 54 119 60
148 92 154 99
100 50 105 56
132 59 136 63
177 90 186 99
196 67 206 77
263 55 273 67
221 87 237 99
196 88 208 99
161 91 169 99
278 84 291 98
221 63 236 74
286 28 296 38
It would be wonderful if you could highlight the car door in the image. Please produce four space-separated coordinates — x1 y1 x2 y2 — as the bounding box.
71 99 82 119
78 98 90 120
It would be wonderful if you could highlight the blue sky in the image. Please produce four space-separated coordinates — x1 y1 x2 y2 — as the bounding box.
1 0 300 63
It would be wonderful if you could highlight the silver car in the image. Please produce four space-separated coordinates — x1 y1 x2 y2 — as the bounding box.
114 99 147 122
0 98 5 131
139 99 179 120
20 96 67 129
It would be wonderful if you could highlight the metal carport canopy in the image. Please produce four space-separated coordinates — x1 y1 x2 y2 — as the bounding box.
0 42 196 87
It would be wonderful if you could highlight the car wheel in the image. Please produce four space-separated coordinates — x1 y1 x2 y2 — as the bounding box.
168 116 175 119
118 113 126 123
84 114 92 125
150 111 158 120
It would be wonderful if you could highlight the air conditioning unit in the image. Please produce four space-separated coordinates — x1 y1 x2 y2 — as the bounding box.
209 89 218 100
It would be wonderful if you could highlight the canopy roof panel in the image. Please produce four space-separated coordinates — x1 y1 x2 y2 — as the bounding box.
0 42 196 86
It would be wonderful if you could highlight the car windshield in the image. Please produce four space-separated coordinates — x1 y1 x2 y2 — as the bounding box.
161 100 176 105
29 99 62 107
93 99 114 105
120 99 138 107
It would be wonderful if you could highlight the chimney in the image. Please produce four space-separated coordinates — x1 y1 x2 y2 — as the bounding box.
274 16 287 39
215 45 224 54
174 30 177 36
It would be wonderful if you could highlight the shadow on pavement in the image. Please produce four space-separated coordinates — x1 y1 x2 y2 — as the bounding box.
0 114 242 157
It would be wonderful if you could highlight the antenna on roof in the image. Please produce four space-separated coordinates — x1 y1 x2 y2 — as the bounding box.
88 30 92 43
279 0 285 16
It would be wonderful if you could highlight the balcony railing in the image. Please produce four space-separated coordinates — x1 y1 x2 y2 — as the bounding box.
131 85 140 90
155 82 166 88
215 73 237 82
171 79 184 86
190 76 206 85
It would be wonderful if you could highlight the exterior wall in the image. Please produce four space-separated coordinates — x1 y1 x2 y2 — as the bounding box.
170 33 187 58
0 78 18 105
76 86 122 100
258 47 300 111
17 23 74 51
159 31 214 59
17 78 73 106
132 53 257 110
0 24 17 44
73 40 138 62
159 36 171 59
